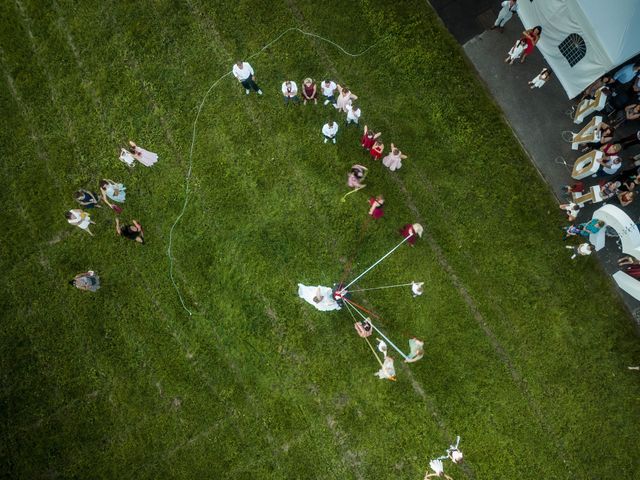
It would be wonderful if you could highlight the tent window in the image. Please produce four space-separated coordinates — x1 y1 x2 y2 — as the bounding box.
559 34 586 67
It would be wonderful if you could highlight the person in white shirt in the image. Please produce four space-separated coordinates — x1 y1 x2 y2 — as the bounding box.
297 284 341 311
565 242 594 260
528 67 552 89
491 0 518 33
322 120 339 144
321 79 338 105
232 60 262 95
559 202 580 222
345 103 361 126
281 80 300 105
374 355 396 381
594 155 622 177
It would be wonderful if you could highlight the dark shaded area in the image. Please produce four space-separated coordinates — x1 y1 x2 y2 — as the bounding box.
430 0 505 43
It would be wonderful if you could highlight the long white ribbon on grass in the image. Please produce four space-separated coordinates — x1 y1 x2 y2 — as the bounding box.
167 28 389 315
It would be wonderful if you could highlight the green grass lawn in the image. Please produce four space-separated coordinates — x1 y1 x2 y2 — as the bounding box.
1 0 639 478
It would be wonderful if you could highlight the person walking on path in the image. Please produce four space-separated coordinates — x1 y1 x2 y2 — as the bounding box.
66 209 95 236
281 80 300 106
491 0 518 33
322 120 339 144
69 271 100 292
232 60 263 95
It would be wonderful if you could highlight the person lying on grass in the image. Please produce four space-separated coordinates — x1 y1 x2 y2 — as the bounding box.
65 209 95 236
115 218 144 244
74 189 101 209
69 271 100 292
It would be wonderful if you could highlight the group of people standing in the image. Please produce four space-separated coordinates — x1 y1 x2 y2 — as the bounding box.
66 142 157 291
232 58 417 236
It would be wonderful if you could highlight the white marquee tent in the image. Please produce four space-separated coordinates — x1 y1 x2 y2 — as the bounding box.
517 0 640 98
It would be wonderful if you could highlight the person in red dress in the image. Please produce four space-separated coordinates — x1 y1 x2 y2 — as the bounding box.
520 26 541 63
361 125 381 152
399 223 423 246
302 78 318 105
368 195 385 219
370 139 384 160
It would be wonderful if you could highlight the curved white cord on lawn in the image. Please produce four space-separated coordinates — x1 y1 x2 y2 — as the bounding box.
167 27 388 315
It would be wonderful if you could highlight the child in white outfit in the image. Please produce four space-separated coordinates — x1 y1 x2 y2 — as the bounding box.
529 68 552 89
505 38 526 64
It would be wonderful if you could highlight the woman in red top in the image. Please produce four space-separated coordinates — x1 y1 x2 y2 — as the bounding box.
302 78 317 105
520 26 541 63
368 195 385 219
361 125 381 151
370 139 384 160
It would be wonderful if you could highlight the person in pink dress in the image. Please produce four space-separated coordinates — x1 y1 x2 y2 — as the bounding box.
128 141 158 167
347 165 368 189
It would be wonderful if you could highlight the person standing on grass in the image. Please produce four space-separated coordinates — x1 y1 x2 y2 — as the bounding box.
302 78 318 105
565 243 594 260
335 86 357 113
281 80 300 106
115 218 145 244
232 60 263 96
382 144 408 171
69 271 100 292
321 79 338 105
322 120 339 144
491 0 518 33
361 125 381 152
345 103 361 126
66 209 95 236
370 139 384 160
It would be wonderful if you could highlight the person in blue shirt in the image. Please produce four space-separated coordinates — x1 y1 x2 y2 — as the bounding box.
613 63 640 84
